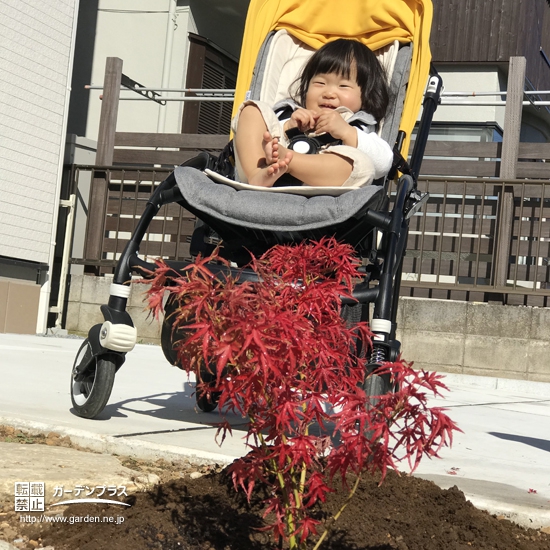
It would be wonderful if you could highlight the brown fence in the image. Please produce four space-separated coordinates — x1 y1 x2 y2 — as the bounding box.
72 166 195 272
72 55 550 305
400 177 550 306
70 165 550 305
415 141 550 179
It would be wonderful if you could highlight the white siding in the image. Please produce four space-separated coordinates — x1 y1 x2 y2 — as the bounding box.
0 0 78 264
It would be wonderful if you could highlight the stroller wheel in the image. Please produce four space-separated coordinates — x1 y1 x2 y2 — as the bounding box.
195 364 221 412
71 346 116 419
161 295 186 368
196 390 220 413
363 367 392 411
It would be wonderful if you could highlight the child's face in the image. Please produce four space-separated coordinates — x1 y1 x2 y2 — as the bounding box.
304 66 362 114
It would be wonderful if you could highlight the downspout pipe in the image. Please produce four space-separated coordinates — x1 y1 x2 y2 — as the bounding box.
37 0 81 334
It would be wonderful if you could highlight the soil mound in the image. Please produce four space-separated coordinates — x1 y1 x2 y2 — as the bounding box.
16 469 550 550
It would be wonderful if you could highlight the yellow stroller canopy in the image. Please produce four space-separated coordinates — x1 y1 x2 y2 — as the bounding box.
233 0 433 154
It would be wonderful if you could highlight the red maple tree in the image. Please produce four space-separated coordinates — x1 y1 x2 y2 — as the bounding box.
142 237 459 549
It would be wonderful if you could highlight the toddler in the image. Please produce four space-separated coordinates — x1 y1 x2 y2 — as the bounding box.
232 39 394 189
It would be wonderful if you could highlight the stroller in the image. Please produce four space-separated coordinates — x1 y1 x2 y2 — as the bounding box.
70 0 442 419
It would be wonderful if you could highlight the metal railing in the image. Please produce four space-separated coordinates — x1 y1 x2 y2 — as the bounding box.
69 166 550 305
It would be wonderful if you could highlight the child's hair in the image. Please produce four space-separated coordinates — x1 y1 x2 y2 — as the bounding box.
293 39 390 123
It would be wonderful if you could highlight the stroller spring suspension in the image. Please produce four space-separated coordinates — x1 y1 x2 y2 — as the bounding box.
369 343 388 364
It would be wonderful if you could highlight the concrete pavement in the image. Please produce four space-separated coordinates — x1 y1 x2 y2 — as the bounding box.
0 332 549 529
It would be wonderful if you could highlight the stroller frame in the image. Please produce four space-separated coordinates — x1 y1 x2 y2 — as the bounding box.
70 60 443 420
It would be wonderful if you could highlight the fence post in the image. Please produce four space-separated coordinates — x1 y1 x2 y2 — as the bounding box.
83 57 123 274
492 56 525 294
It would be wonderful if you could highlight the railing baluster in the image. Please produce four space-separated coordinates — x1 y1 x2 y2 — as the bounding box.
417 179 429 285
474 182 487 290
435 180 449 285
113 169 126 267
533 183 546 294
174 201 184 260
513 183 526 291
158 171 170 260
455 181 467 288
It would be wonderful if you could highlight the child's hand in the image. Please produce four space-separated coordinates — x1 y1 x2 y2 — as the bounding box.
314 111 357 147
284 108 318 134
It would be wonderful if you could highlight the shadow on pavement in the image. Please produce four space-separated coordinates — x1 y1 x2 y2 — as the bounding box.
489 431 550 452
69 381 249 434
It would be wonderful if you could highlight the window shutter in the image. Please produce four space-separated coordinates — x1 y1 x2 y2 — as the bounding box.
182 34 237 135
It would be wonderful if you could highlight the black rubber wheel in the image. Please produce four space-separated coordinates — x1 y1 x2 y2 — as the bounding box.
196 364 221 413
196 391 220 413
161 295 186 367
71 350 116 419
363 367 392 410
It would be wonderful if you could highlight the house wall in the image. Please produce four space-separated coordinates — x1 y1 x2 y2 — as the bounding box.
431 0 550 91
432 65 506 129
431 0 550 140
188 0 249 59
0 0 79 333
0 0 78 266
78 1 550 144
83 0 197 141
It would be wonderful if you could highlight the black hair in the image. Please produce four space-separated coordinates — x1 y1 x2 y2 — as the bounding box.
293 39 390 122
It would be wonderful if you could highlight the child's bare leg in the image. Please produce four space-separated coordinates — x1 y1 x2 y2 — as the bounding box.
276 143 352 187
234 106 292 187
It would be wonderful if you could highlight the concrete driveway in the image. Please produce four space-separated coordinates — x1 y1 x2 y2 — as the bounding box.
0 332 549 528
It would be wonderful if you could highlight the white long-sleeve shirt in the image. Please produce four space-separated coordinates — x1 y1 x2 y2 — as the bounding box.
353 118 394 179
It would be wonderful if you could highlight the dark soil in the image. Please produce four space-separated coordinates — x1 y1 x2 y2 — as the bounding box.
5 468 549 550
2 426 550 550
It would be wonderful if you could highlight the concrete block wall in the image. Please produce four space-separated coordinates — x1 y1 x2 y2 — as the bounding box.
397 298 550 383
66 274 162 345
66 275 550 382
